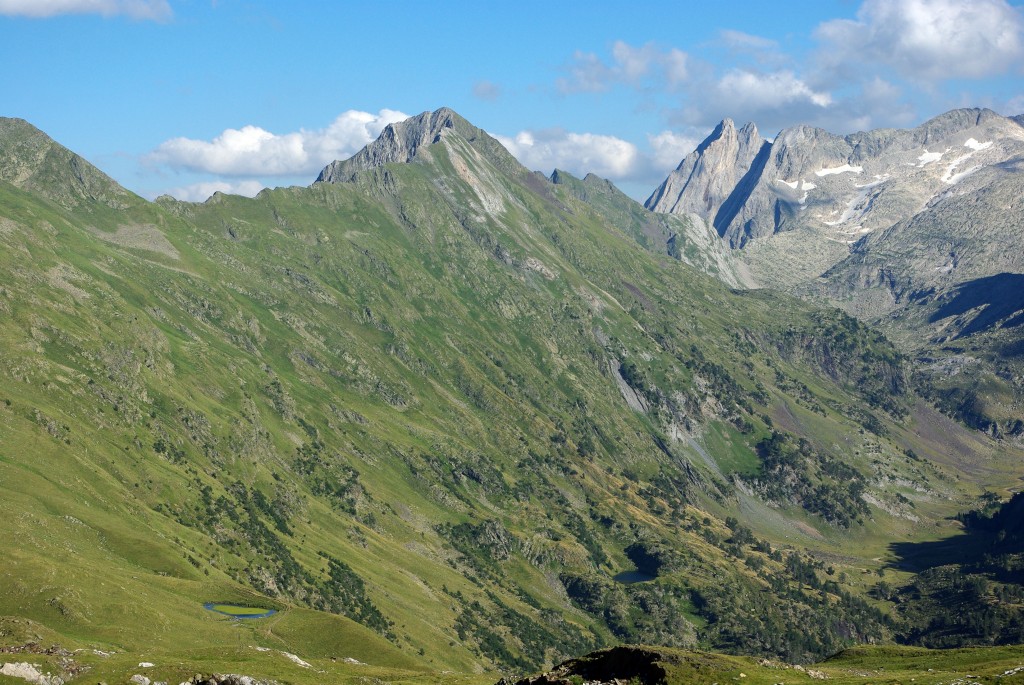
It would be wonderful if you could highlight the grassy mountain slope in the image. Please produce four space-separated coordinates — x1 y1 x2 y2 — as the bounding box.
1 112 1022 680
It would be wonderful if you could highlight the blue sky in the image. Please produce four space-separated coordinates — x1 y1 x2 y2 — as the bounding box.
2 0 1023 201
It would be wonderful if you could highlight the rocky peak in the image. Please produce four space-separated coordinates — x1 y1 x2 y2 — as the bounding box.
315 107 517 184
644 118 767 219
769 124 851 179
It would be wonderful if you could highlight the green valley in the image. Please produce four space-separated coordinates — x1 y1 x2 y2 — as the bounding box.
1 109 1022 685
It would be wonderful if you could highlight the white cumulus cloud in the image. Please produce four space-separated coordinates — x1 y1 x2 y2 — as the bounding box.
0 0 171 20
148 109 409 177
494 129 642 180
647 130 702 170
816 0 1024 81
717 69 833 110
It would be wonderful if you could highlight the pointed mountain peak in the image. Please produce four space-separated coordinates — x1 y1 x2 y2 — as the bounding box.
688 118 763 162
646 118 767 216
0 116 136 210
694 119 735 154
316 107 518 184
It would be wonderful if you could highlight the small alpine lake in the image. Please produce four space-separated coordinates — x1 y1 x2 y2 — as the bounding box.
612 569 656 584
203 602 278 619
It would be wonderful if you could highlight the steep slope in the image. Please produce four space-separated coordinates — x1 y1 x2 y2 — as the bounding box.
0 117 145 213
2 110 1022 680
549 169 749 288
645 119 767 226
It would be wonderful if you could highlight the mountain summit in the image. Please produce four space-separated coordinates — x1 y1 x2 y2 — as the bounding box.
315 107 518 183
645 118 767 228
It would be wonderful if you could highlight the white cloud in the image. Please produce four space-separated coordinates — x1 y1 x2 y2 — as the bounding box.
148 109 408 177
647 130 701 170
0 0 171 20
494 129 642 180
717 69 833 110
162 180 267 203
717 29 790 69
557 40 689 93
816 0 1024 81
674 68 834 133
671 67 920 138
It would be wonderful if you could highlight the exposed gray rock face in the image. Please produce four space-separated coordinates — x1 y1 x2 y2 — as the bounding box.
645 119 767 230
808 163 1024 327
647 108 1024 252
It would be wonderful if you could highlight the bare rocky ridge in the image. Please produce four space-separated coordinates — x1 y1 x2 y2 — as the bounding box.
647 108 1024 256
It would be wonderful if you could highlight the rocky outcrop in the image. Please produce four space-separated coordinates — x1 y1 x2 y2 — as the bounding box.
0 662 64 685
179 674 273 685
503 646 675 685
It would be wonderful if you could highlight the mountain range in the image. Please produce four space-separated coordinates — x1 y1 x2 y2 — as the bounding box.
651 108 1024 438
0 106 1022 685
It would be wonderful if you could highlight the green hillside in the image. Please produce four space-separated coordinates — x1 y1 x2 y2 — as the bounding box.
1 111 1022 682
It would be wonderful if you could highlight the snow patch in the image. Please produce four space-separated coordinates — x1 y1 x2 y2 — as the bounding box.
802 181 816 191
945 165 982 184
854 174 888 189
777 179 799 189
941 151 983 184
824 175 885 227
815 164 862 177
917 150 942 166
964 138 992 151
